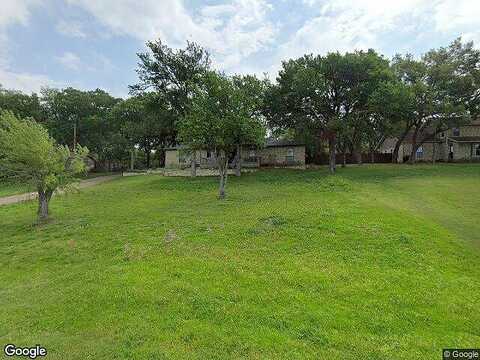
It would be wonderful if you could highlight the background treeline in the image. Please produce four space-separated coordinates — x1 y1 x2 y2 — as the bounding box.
1 38 478 173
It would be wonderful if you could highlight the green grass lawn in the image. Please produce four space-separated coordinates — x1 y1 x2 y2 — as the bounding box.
0 182 32 197
0 173 118 198
1 164 479 359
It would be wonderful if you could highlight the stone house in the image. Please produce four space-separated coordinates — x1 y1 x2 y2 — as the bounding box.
165 139 306 169
380 120 480 162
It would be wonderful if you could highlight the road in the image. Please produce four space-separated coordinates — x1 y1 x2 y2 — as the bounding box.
0 175 120 206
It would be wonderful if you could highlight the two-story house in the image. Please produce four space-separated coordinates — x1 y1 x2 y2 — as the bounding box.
381 119 480 162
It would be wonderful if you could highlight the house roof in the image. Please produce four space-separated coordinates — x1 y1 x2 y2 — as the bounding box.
448 136 480 143
467 119 480 126
165 139 305 151
265 138 305 148
165 144 184 151
380 138 398 149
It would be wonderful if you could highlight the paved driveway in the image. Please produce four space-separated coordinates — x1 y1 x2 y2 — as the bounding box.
0 175 120 206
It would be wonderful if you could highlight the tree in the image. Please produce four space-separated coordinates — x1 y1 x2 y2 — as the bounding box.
369 80 417 163
41 88 122 169
111 93 175 169
131 40 211 175
380 39 479 163
231 74 270 176
265 50 390 173
179 72 265 198
0 85 42 120
0 111 88 221
131 40 210 115
41 87 120 150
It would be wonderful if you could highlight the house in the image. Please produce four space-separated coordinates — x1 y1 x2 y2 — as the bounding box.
165 139 306 169
380 120 480 162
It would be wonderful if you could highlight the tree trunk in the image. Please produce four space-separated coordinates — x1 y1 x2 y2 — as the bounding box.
354 146 362 165
37 189 53 221
342 151 346 168
408 128 419 164
130 149 135 171
190 151 197 177
328 134 336 174
73 121 77 151
217 149 228 199
235 144 241 177
432 141 436 165
392 129 410 163
145 150 151 168
370 150 375 164
159 149 166 168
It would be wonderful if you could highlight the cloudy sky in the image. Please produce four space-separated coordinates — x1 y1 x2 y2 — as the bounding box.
1 0 479 97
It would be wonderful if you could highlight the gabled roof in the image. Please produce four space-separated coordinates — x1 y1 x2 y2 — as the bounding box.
165 138 305 151
449 136 480 143
265 138 305 147
467 119 480 126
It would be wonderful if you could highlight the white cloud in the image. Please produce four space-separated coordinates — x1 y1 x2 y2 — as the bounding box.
0 0 40 28
0 0 41 66
0 0 59 93
198 0 276 70
55 51 118 74
433 0 480 33
0 68 60 93
65 0 276 72
56 20 87 38
278 0 480 65
280 0 430 60
56 51 82 71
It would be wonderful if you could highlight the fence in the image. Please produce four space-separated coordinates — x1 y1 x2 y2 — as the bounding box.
312 152 392 165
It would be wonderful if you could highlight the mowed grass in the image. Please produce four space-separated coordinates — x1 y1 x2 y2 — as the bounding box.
1 164 479 359
0 182 32 197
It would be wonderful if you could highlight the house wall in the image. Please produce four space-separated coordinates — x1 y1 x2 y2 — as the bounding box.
400 142 446 162
445 124 480 137
259 146 306 166
165 150 180 168
451 143 479 161
398 141 480 162
165 146 306 168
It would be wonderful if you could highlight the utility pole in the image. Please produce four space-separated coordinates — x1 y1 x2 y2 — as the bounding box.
73 121 77 151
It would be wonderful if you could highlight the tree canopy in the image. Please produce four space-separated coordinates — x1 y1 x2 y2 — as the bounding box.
0 111 88 220
265 49 392 172
179 71 265 198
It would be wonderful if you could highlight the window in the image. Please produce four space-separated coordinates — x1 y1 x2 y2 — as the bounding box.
206 150 212 158
440 132 445 138
416 146 424 159
473 144 480 157
286 148 294 162
453 128 461 136
179 152 186 163
249 150 255 158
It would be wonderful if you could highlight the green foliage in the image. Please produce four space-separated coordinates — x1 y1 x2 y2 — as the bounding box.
266 50 390 134
179 71 266 153
265 50 392 168
131 40 211 116
0 111 88 193
41 87 121 154
374 40 480 163
0 85 42 120
111 93 176 168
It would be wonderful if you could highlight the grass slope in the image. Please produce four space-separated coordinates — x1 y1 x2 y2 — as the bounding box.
0 182 32 197
1 164 479 359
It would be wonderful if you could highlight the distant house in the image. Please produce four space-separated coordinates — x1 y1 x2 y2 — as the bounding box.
380 120 480 162
165 139 306 169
